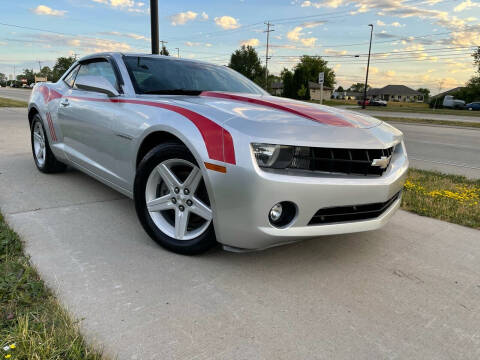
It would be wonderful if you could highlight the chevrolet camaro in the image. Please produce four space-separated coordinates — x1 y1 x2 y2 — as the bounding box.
28 52 408 254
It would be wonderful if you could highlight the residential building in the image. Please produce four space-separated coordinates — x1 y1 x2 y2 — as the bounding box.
367 85 424 102
308 81 333 101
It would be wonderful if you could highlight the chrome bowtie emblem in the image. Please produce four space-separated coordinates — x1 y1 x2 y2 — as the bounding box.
371 156 392 169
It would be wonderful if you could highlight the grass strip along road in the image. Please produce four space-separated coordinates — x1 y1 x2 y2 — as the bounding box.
0 213 106 359
0 97 28 108
402 169 480 229
380 116 480 129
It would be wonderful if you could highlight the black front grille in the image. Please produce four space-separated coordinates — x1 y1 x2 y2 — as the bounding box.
308 191 401 225
289 146 394 176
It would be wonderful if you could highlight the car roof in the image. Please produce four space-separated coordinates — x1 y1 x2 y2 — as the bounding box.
78 52 218 67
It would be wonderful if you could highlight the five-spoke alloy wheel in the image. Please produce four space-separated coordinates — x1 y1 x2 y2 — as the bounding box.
134 143 216 254
30 114 66 173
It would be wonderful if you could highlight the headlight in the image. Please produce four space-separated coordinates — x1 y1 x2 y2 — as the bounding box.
251 143 296 169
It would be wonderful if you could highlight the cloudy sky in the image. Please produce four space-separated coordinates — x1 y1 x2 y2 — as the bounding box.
1 0 479 92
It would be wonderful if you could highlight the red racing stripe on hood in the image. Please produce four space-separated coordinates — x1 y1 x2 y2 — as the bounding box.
66 96 236 165
200 91 372 128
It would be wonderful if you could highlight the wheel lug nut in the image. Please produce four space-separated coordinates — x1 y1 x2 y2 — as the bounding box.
174 187 180 194
186 200 193 206
179 205 185 212
184 189 190 195
171 198 177 204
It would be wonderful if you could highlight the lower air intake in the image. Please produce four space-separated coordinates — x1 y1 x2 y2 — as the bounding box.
308 191 401 225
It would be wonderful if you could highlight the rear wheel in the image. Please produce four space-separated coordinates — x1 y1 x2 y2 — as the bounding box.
134 143 216 255
30 114 66 173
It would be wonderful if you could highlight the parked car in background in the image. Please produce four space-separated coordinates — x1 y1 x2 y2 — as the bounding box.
357 99 370 106
370 99 387 107
443 95 465 109
465 102 480 111
28 52 408 254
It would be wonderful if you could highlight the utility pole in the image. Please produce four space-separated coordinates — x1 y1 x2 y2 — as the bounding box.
38 61 42 71
175 48 180 58
150 0 159 54
264 21 274 91
362 24 373 109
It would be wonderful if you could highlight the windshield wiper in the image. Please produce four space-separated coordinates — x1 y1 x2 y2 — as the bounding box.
143 89 203 95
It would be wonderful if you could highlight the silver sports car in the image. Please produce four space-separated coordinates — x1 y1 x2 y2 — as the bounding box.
28 52 408 254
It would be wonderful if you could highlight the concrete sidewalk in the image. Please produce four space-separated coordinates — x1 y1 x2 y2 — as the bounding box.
1 108 480 359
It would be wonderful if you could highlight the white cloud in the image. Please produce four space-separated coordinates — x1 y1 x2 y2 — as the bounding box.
300 37 317 47
214 16 239 29
376 20 385 26
170 11 198 25
91 0 146 12
287 26 303 41
391 21 404 27
240 38 260 47
201 11 209 20
454 0 480 12
287 26 317 47
325 48 348 55
100 31 149 41
33 5 66 16
301 0 344 8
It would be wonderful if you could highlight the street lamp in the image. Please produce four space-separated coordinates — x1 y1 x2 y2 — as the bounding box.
362 24 373 110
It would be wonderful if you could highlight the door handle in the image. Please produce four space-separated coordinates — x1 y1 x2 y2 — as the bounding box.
60 98 70 107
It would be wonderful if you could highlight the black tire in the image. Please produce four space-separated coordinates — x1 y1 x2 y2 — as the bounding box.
134 143 217 255
30 114 67 173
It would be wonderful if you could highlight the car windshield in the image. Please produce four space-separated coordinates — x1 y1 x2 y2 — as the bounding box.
124 56 266 95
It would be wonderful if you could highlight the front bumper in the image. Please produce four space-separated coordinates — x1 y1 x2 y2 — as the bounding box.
207 142 408 251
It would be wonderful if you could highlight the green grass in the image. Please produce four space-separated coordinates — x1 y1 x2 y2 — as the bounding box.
401 169 480 229
0 97 28 107
378 116 480 129
0 213 107 360
353 104 480 117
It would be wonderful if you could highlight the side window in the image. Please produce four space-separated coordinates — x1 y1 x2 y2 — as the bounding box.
63 65 80 88
73 60 118 90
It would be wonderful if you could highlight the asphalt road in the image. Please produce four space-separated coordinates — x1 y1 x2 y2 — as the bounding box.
394 122 480 178
0 87 31 102
1 107 480 359
339 105 480 123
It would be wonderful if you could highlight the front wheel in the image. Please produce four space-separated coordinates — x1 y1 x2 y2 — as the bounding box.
134 143 217 255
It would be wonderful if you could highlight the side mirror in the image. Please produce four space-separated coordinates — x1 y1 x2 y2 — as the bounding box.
75 75 119 97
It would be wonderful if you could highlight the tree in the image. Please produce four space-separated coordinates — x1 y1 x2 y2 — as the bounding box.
17 68 35 84
52 56 76 82
417 88 430 102
336 86 344 92
228 45 266 87
0 72 7 85
349 83 370 93
38 66 53 80
473 47 480 74
280 56 335 100
160 45 169 56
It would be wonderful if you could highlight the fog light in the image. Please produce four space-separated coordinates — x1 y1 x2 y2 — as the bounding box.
269 203 283 222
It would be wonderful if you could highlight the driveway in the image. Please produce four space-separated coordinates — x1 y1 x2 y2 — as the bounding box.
1 107 480 360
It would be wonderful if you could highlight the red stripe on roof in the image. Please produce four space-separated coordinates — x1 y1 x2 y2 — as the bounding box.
200 91 357 127
66 96 236 165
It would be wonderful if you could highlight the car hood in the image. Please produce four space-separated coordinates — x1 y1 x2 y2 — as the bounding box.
176 91 382 129
138 92 398 149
